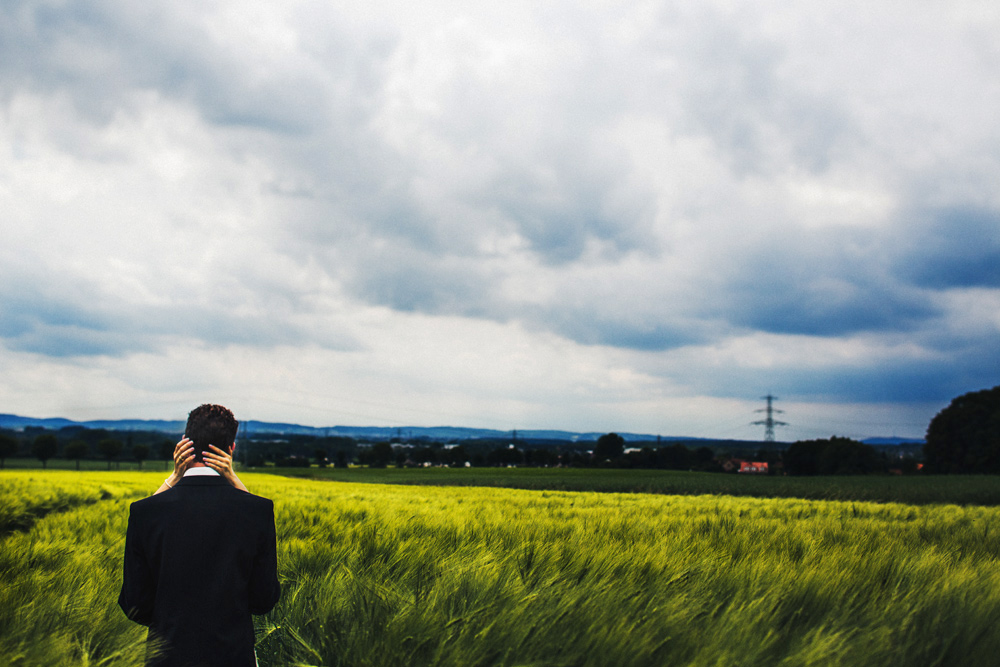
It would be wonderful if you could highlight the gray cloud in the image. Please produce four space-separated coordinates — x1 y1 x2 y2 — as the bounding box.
0 0 387 141
538 311 702 352
668 7 855 176
892 207 1000 289
2 0 998 430
0 270 358 358
0 291 123 357
344 247 500 317
716 225 939 337
484 154 658 265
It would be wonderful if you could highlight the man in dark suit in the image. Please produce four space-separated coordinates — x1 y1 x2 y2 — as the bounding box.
119 404 280 667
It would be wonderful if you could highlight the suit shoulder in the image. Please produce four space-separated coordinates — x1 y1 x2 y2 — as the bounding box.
128 493 163 510
230 489 273 509
247 492 274 509
126 493 167 520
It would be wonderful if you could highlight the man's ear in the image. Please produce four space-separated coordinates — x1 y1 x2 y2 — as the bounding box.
229 442 236 455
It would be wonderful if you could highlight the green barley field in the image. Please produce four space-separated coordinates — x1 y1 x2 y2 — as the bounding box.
3 471 1000 666
261 466 1000 506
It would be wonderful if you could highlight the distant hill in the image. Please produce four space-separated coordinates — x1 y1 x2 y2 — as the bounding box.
0 413 723 442
0 413 922 446
862 437 925 446
0 414 186 432
0 413 682 442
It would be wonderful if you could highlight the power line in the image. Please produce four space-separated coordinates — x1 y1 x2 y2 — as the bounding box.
752 394 788 442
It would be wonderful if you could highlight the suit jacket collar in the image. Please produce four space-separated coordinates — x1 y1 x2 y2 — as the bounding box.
175 475 231 487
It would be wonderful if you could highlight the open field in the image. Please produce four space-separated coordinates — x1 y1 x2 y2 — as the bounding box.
261 466 1000 506
4 470 1000 666
11 460 1000 505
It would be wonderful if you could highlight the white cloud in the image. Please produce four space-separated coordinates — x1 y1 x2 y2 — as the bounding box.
1 0 998 438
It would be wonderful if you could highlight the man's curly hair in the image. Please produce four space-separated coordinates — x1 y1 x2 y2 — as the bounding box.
185 404 239 462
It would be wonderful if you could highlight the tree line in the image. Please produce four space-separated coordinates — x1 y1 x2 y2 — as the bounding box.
0 425 173 470
1 384 995 474
0 426 910 475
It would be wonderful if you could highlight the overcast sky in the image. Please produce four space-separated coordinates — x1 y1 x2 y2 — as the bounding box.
1 0 998 440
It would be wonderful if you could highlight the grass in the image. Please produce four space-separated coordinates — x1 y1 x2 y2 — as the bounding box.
11 460 1000 506
4 470 1000 666
0 471 153 535
0 473 156 665
260 465 1000 506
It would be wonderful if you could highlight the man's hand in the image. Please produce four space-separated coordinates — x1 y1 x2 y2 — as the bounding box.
204 444 249 493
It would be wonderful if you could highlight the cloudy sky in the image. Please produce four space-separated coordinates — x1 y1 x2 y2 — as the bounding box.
1 1 998 440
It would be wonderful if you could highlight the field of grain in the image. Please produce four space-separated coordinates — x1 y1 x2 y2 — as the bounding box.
3 470 999 666
264 465 1000 505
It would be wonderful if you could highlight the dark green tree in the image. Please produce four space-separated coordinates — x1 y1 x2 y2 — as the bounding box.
370 442 394 468
335 450 349 468
594 433 625 461
98 438 124 470
624 446 656 469
817 437 883 475
32 434 58 469
64 440 90 470
924 386 1000 473
314 449 328 468
783 440 821 475
524 446 557 467
657 443 691 470
412 446 438 465
692 446 719 472
132 444 150 470
0 433 18 469
784 437 882 475
487 445 523 467
159 439 176 461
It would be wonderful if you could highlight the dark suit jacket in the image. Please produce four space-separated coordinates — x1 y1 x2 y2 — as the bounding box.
119 475 280 667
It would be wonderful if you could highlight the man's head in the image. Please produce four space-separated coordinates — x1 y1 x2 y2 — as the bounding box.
185 404 239 463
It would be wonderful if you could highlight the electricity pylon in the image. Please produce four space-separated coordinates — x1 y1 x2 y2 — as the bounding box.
753 394 788 442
